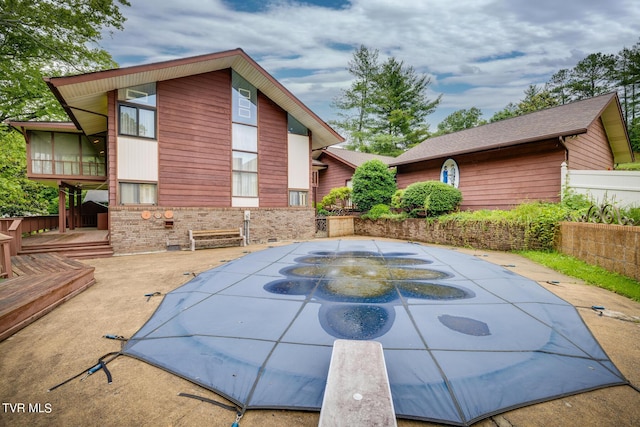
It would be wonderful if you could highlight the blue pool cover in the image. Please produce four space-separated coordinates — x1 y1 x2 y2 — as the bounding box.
122 240 627 425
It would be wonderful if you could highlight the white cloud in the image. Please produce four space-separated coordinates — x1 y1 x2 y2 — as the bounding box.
100 0 640 125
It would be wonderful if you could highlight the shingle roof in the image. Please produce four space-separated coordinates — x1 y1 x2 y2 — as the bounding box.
392 92 622 166
322 147 395 169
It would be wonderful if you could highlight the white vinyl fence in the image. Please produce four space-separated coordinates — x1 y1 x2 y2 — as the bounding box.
561 162 640 207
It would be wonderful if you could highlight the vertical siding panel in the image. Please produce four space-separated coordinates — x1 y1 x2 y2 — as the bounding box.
316 155 356 202
258 92 288 207
157 70 232 207
107 90 118 206
563 119 614 169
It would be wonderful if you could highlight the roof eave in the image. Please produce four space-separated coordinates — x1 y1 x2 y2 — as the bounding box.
45 48 344 148
390 129 588 167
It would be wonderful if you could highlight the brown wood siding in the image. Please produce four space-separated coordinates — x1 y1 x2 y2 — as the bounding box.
396 140 566 210
563 118 614 170
157 70 232 207
316 155 356 202
396 159 441 189
258 92 288 207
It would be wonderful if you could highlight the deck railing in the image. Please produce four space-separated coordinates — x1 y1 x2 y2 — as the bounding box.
0 216 59 256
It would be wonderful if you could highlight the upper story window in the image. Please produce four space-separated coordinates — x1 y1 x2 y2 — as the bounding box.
118 83 156 138
232 71 257 126
29 130 106 177
288 114 308 136
232 71 258 199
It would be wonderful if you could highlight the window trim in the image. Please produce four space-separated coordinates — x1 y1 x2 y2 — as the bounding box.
118 102 157 139
118 181 158 205
288 189 309 207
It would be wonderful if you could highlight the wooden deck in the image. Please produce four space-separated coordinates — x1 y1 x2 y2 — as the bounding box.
20 229 113 259
0 253 96 341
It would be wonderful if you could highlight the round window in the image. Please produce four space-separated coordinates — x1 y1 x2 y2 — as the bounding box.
440 158 459 188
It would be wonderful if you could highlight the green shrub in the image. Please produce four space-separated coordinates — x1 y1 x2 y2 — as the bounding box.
391 189 404 209
621 206 640 224
401 181 462 217
351 160 397 212
316 207 330 217
442 201 571 250
362 204 391 220
320 187 352 210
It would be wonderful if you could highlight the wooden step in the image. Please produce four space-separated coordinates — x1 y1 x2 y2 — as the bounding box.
21 239 109 250
19 243 114 259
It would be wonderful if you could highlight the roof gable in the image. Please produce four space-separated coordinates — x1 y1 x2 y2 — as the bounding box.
45 48 343 150
392 93 634 166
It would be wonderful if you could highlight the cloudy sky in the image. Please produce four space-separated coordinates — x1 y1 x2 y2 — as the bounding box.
100 0 640 129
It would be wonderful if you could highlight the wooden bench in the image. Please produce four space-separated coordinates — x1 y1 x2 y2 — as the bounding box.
319 340 397 427
188 228 245 251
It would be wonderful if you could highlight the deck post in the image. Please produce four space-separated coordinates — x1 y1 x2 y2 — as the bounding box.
58 185 66 233
69 187 76 230
0 233 12 278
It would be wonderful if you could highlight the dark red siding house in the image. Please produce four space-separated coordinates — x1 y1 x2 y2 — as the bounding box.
392 92 635 210
9 49 343 253
313 147 394 205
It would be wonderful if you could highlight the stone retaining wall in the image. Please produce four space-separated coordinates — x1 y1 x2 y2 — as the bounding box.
109 206 315 254
354 218 546 251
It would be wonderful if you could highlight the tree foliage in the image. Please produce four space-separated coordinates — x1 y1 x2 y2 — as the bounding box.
332 46 441 155
351 159 397 212
435 107 486 135
0 130 57 216
489 39 640 152
331 45 379 151
490 85 559 122
0 0 130 122
0 0 130 216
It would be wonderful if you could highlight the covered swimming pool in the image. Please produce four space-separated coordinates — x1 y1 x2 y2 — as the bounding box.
122 240 627 426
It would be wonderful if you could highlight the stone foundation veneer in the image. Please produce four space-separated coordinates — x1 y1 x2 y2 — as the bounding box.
109 206 315 255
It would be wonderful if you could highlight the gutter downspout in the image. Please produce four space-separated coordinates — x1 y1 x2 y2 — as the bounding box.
559 136 569 201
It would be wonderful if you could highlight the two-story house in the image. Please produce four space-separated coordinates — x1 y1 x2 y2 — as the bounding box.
9 49 343 254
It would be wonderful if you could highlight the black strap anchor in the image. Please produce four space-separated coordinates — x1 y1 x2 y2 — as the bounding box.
48 351 120 392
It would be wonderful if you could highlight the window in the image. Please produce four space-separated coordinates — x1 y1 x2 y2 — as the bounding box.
118 84 156 138
28 131 106 177
54 133 80 175
440 158 460 188
30 131 53 174
288 114 308 135
232 72 257 125
119 182 157 205
232 147 258 197
232 72 258 200
289 190 308 206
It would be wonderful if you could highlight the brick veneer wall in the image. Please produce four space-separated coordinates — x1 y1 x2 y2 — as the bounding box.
354 218 546 251
109 207 315 254
557 222 639 281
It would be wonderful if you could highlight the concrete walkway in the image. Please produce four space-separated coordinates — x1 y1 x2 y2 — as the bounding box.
1 237 638 426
